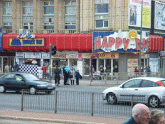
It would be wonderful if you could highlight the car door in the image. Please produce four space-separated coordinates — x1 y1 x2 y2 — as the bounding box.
14 74 27 90
117 79 142 102
3 73 15 89
137 80 157 102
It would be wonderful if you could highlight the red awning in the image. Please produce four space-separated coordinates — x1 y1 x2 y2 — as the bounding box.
148 35 164 52
2 33 92 52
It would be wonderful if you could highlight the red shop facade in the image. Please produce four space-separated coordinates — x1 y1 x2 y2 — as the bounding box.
2 33 92 75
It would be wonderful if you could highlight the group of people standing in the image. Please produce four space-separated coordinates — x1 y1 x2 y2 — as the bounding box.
134 66 151 77
53 64 82 86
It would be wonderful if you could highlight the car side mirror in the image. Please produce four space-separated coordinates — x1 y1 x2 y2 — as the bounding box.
22 79 25 82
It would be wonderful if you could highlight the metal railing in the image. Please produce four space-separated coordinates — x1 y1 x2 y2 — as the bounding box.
19 90 165 118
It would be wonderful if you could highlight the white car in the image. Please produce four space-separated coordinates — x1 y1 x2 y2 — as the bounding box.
102 77 165 108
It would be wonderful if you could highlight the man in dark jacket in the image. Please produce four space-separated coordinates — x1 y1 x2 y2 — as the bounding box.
75 70 81 85
63 64 67 85
54 65 61 86
14 62 20 72
123 103 150 124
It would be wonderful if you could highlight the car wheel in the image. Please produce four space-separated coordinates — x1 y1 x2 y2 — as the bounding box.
107 93 117 105
148 96 160 108
29 87 36 95
45 91 52 95
0 85 6 93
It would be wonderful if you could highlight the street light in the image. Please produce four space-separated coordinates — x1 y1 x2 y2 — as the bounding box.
139 0 143 76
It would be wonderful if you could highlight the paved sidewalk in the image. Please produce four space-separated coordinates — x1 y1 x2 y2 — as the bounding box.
0 110 128 124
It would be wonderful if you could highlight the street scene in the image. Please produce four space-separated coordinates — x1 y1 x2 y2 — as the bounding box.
0 0 165 124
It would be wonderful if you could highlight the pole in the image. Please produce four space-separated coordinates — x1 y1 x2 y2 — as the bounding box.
49 44 52 82
139 0 143 76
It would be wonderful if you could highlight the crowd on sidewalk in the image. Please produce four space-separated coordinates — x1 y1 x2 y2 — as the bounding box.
42 64 82 86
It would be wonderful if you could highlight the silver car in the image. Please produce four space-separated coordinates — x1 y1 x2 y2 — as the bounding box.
102 77 165 108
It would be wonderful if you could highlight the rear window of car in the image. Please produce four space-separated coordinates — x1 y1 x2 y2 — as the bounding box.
159 80 165 86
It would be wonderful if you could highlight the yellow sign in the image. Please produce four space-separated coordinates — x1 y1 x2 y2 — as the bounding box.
9 38 45 46
128 30 137 40
142 7 151 28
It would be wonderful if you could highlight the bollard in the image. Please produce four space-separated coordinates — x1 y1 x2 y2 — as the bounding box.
21 89 24 111
117 74 119 85
55 90 58 113
104 73 107 85
91 93 94 116
131 95 134 117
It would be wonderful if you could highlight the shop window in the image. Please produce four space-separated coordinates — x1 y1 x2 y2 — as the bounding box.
113 59 118 72
64 0 76 29
95 0 109 28
105 59 111 72
84 59 90 75
98 59 104 70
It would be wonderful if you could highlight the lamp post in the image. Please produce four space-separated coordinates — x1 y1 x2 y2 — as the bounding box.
139 0 143 76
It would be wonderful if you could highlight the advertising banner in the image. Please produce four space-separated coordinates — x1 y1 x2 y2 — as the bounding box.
128 0 151 28
16 52 24 58
42 52 49 59
127 59 138 73
155 1 165 30
93 31 149 52
25 52 41 58
149 58 160 73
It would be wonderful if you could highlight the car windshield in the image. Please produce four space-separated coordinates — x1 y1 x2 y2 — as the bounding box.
160 80 165 86
23 74 40 81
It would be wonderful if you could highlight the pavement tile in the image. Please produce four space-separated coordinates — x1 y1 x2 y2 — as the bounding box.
0 110 128 124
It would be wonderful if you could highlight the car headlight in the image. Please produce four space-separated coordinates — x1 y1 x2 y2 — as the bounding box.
52 84 55 86
37 84 47 87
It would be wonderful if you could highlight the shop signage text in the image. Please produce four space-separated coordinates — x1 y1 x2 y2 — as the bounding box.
94 31 149 52
9 38 45 46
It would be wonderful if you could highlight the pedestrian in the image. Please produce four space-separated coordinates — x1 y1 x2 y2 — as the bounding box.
64 66 70 85
70 67 76 85
54 65 61 86
149 109 164 124
4 64 9 73
146 66 151 77
13 62 20 72
123 103 150 124
42 64 47 79
63 64 67 85
134 67 139 77
75 70 81 85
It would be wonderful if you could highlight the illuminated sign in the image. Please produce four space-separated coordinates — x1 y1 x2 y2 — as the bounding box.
9 38 45 46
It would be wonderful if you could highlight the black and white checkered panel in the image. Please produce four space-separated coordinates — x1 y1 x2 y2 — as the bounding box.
19 65 39 76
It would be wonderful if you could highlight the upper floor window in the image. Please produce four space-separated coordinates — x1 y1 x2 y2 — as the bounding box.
44 23 54 29
65 0 76 29
43 1 54 15
3 23 12 29
3 2 12 16
23 23 33 29
23 1 33 16
95 0 109 28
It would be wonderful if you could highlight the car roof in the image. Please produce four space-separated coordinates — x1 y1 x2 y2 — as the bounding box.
131 77 165 82
7 72 34 75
